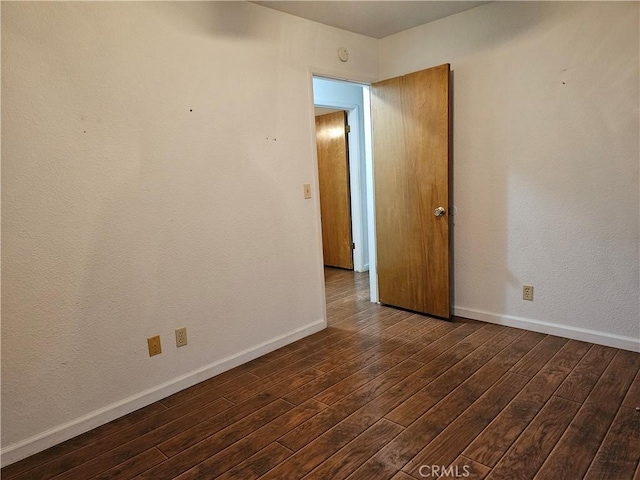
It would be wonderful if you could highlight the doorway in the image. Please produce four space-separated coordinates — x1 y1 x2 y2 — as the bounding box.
312 76 378 302
312 64 451 319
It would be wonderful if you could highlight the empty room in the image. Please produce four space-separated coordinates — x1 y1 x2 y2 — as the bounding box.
2 1 639 479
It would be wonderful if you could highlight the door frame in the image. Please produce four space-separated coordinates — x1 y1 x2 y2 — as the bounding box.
309 70 380 307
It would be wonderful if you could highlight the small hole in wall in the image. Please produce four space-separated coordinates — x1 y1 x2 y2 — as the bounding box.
190 109 193 112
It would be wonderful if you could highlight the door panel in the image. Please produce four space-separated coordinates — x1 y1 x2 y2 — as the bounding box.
316 111 353 270
372 64 450 318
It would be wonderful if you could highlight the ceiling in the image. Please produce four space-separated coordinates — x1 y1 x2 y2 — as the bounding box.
252 1 488 39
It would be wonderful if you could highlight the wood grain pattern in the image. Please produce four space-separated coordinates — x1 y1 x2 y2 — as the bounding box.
372 64 450 318
346 457 399 480
316 111 353 270
173 400 326 479
386 329 537 428
136 399 294 479
279 359 424 452
3 268 639 480
91 448 166 480
622 368 640 409
282 318 443 407
377 331 544 470
390 473 417 480
584 406 640 480
554 344 617 403
509 335 569 377
216 442 293 480
463 340 589 467
533 350 640 479
487 396 581 480
157 372 258 413
16 397 234 480
259 422 365 480
313 353 421 406
403 372 529 475
223 366 325 405
0 401 168 480
304 419 403 480
408 322 487 363
157 393 281 457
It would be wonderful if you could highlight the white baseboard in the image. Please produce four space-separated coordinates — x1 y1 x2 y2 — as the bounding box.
0 318 326 467
454 307 640 353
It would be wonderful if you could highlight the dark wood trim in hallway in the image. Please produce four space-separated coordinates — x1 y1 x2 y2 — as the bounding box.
3 268 640 479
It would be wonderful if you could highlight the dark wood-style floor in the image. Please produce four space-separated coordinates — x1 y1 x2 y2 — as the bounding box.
4 268 640 480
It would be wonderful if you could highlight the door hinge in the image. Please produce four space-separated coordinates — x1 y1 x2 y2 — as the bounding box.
351 242 356 250
345 125 351 134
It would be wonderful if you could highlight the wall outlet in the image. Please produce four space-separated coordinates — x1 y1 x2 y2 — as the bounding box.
523 285 534 301
303 183 312 199
147 335 162 356
175 327 187 347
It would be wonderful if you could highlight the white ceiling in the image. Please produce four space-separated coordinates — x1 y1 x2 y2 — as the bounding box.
252 1 488 39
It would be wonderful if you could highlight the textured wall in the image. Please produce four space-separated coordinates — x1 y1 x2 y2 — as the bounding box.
1 1 378 450
380 1 640 341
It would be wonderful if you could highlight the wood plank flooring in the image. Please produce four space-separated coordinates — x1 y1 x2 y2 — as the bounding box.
3 267 640 479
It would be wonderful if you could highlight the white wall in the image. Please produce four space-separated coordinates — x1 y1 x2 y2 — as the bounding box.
313 77 369 272
380 1 640 349
1 1 378 462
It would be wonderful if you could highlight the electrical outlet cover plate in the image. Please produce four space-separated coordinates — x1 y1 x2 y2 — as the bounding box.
147 335 162 356
523 285 534 301
175 327 187 347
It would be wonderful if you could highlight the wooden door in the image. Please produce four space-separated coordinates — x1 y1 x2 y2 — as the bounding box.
372 64 450 318
316 111 353 270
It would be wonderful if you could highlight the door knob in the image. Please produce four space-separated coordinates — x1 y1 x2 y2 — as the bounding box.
434 206 446 217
